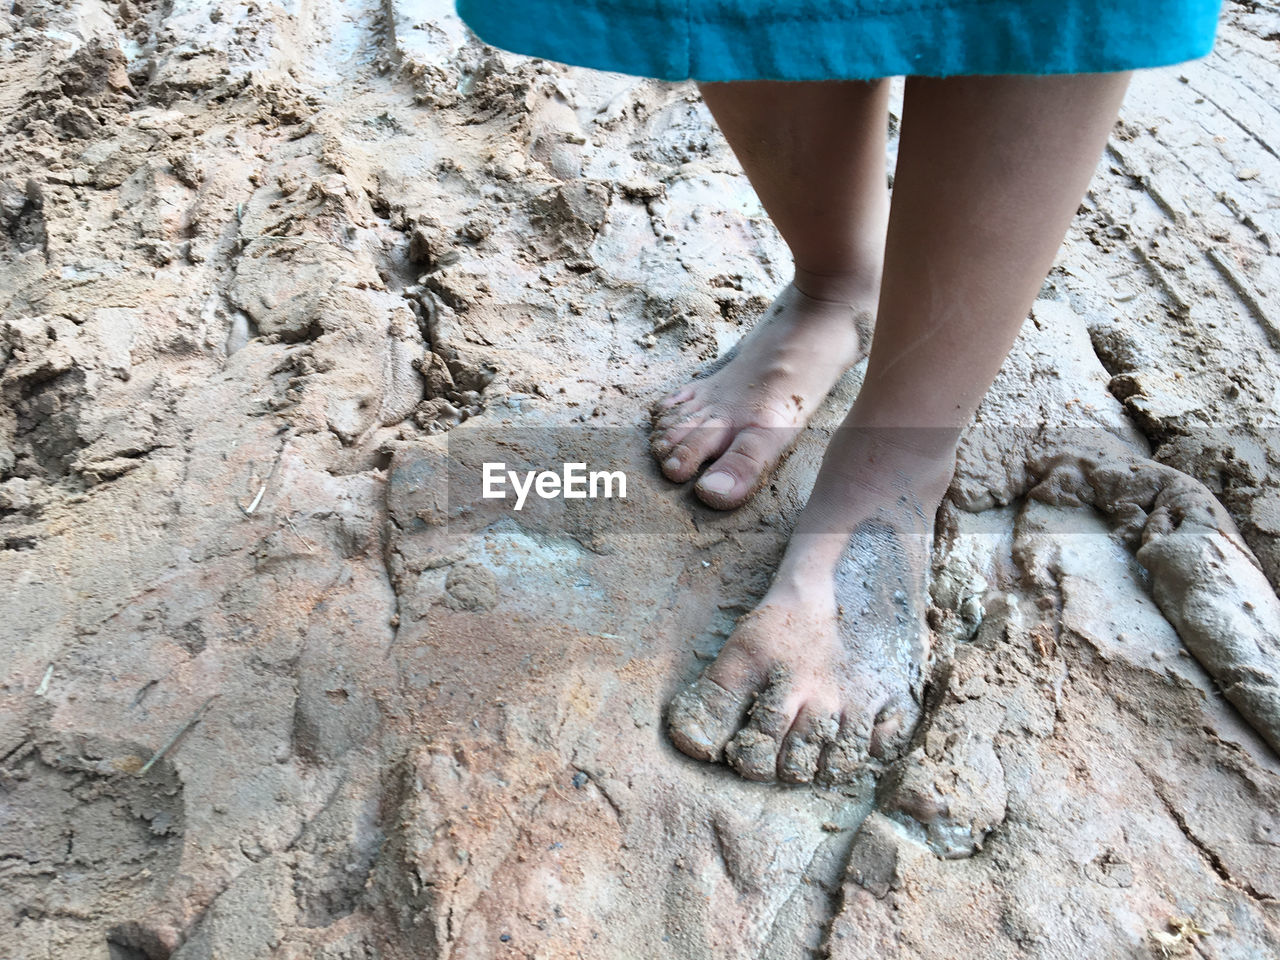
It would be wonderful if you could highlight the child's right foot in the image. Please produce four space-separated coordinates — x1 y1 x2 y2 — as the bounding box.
649 271 877 510
666 427 954 784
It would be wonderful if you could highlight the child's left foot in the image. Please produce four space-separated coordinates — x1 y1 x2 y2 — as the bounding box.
649 272 875 510
666 428 953 784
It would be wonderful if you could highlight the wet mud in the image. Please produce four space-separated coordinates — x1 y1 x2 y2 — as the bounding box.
2 0 1280 957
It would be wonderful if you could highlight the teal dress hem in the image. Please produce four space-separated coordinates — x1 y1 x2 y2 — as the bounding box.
453 0 1223 82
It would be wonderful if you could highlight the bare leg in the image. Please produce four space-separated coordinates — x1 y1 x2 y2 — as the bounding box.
669 72 1133 783
650 80 890 508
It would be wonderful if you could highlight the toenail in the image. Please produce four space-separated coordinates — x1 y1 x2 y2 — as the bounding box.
698 472 735 496
663 456 681 473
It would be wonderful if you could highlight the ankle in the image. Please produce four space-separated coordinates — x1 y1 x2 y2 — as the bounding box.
823 422 958 491
792 264 882 306
790 431 955 544
842 421 960 468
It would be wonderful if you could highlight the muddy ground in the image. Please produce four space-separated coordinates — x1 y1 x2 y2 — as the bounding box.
2 1 1280 958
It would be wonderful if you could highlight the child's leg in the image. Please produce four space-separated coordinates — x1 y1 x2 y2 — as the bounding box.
650 80 891 509
669 72 1133 783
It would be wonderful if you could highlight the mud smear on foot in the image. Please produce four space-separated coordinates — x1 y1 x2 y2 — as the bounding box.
831 517 932 759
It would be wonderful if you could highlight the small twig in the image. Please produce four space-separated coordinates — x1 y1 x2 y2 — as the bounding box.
283 515 315 553
236 443 287 516
137 695 216 776
241 483 268 515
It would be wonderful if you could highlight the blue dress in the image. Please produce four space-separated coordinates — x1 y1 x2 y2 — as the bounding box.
453 0 1223 82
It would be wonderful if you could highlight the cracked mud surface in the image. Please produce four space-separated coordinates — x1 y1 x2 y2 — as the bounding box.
2 1 1279 957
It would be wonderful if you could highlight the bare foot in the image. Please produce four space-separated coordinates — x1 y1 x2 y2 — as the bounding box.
649 271 876 510
667 430 953 784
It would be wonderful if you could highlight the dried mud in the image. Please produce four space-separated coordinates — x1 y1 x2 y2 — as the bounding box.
2 1 1280 958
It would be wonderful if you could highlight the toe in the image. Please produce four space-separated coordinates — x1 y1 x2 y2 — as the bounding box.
653 384 696 414
869 694 921 762
778 705 840 783
725 667 803 782
817 712 872 786
659 418 734 483
650 413 705 461
667 675 754 762
650 398 702 434
694 425 797 510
